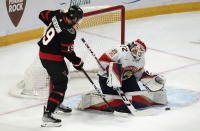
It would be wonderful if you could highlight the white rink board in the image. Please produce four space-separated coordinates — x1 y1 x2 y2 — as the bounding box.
1 0 199 36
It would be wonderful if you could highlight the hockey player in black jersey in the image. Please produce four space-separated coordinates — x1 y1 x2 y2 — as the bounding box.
38 5 84 127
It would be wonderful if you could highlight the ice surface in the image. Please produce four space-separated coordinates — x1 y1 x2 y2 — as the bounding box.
0 11 200 131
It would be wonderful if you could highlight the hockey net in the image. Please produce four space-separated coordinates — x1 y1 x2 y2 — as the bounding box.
9 5 125 99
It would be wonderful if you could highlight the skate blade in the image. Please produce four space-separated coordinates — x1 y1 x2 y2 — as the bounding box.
41 122 61 127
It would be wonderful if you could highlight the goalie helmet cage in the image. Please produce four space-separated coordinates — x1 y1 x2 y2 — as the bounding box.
9 5 125 99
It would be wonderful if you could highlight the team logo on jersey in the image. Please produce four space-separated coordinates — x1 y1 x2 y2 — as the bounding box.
108 49 118 57
6 0 26 27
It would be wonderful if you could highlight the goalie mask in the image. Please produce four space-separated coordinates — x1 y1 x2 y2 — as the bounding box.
129 39 147 60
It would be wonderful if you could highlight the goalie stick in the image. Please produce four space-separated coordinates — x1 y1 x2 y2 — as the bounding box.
81 38 159 116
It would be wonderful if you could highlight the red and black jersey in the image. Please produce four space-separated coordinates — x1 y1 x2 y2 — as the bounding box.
38 10 81 65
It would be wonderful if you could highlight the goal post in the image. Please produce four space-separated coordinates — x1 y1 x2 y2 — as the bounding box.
9 5 126 99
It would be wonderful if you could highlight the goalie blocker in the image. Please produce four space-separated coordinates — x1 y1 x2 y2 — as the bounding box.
78 62 167 113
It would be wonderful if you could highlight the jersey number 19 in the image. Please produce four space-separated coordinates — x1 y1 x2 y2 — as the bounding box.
42 27 55 45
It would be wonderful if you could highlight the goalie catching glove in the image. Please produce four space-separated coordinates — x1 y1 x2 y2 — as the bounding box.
140 71 166 92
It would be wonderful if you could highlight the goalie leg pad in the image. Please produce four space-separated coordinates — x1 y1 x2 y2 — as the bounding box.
77 90 167 113
126 89 168 105
77 92 144 113
77 91 120 110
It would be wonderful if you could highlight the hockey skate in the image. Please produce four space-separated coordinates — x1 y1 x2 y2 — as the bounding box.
54 104 72 115
41 106 61 127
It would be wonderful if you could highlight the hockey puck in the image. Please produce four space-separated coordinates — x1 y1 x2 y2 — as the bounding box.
165 107 171 111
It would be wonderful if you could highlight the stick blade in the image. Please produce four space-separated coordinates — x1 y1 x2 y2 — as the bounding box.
113 108 158 117
133 108 159 116
113 111 130 117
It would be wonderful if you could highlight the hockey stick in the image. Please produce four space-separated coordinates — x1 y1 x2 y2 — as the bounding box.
81 38 158 116
81 68 127 115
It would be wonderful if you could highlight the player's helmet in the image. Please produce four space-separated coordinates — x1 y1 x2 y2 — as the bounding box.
66 5 83 24
128 39 147 60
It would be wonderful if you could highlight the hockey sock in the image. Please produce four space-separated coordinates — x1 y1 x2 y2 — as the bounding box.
47 90 65 113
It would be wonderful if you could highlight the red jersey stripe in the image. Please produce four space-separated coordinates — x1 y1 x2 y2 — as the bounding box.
39 51 64 61
60 50 74 53
45 11 51 21
60 43 74 47
40 12 46 20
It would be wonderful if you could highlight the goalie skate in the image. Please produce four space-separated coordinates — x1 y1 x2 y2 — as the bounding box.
41 107 61 127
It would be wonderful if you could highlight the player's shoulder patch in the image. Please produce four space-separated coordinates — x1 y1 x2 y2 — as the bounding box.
108 48 118 57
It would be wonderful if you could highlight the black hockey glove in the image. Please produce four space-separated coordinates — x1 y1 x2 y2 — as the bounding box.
73 61 84 71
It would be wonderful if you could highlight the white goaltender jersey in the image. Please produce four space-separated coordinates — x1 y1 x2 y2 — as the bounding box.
98 45 145 80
